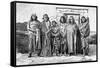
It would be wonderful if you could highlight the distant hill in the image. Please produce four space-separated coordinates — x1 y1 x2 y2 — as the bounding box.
16 22 28 31
16 22 29 53
90 31 96 36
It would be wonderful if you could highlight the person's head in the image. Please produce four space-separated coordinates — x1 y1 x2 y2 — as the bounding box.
52 20 57 27
81 16 87 23
60 16 66 24
69 16 75 24
30 14 37 21
42 14 49 22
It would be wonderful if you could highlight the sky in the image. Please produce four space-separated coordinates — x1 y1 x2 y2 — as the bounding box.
16 3 96 31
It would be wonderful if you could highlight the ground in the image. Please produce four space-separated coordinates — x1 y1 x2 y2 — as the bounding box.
16 44 97 65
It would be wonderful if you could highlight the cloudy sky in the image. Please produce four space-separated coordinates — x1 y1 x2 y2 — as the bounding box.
16 3 96 31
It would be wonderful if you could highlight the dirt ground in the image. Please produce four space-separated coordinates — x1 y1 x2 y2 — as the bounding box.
16 44 97 65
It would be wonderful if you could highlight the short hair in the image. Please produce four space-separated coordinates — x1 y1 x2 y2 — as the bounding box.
60 16 66 24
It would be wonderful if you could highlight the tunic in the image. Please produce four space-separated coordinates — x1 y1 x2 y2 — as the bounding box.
50 25 61 54
27 20 41 55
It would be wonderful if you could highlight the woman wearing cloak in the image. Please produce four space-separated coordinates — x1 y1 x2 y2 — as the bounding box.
40 14 52 57
79 16 90 56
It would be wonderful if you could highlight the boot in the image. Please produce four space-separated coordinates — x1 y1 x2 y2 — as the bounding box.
28 53 32 58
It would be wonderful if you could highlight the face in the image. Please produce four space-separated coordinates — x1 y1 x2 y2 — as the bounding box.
52 21 56 26
31 15 36 20
69 17 73 23
60 17 65 23
81 17 86 23
43 16 48 22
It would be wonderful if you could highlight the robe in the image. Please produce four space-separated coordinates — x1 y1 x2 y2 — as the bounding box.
66 23 77 54
40 20 52 57
76 28 82 54
79 21 90 55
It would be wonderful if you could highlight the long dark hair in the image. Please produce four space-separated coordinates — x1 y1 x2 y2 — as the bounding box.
81 16 87 23
30 14 37 21
60 16 66 24
42 14 49 21
69 16 75 24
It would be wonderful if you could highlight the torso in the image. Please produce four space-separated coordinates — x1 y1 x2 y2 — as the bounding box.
51 26 60 37
60 24 67 37
42 21 51 32
66 24 77 33
29 21 40 31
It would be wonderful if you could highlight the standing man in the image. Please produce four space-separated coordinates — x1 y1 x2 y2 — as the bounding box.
27 14 41 57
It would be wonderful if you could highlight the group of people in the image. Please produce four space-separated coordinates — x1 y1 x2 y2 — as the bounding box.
27 13 90 57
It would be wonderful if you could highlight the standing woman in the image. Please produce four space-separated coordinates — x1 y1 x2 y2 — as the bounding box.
40 14 52 57
59 16 68 56
27 14 42 57
79 16 90 56
66 16 78 55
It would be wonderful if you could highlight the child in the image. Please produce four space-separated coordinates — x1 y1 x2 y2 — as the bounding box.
50 21 61 56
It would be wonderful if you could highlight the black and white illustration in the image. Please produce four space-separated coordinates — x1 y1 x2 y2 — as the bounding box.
15 2 97 66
